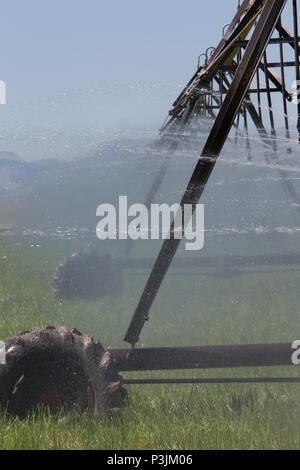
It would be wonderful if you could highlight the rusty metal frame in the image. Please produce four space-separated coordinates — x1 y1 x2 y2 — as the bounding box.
158 1 300 148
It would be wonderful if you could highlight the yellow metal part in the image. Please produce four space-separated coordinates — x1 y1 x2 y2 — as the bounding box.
198 6 263 82
224 0 267 66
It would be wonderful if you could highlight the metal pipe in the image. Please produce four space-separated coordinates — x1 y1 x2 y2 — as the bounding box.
292 0 300 139
123 377 300 385
256 69 263 121
263 51 277 139
278 16 290 137
242 104 252 159
111 342 295 371
120 252 300 270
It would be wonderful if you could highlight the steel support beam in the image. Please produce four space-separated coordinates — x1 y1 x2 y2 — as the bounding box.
111 343 296 371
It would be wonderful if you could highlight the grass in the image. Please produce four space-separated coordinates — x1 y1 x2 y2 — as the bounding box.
0 236 300 450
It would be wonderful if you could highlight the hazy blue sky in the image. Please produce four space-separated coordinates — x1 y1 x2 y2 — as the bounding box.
0 1 297 161
1 1 241 100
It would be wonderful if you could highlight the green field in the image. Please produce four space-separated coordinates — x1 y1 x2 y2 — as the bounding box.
0 235 300 450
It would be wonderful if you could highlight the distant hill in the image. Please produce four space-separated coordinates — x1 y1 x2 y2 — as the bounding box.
0 137 297 245
0 139 153 195
0 151 22 162
0 158 67 193
0 139 153 231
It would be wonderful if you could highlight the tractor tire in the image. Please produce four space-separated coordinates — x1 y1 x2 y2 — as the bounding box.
0 326 127 419
52 250 124 300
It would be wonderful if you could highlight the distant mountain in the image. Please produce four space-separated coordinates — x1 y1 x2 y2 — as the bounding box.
0 157 67 193
0 139 153 231
0 140 150 194
0 137 298 242
0 151 22 162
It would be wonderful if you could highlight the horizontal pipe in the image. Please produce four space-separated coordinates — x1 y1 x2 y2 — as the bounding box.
110 343 297 371
247 88 281 93
262 61 296 68
237 37 300 46
123 377 300 385
119 253 300 270
221 61 297 70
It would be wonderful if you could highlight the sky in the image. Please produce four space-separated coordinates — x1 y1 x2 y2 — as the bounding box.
0 0 297 161
0 0 240 101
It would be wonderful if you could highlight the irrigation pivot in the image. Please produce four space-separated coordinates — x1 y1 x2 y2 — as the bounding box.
134 0 300 251
159 0 300 148
124 0 288 347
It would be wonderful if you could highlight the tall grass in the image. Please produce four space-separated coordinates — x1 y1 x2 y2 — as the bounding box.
0 237 300 450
